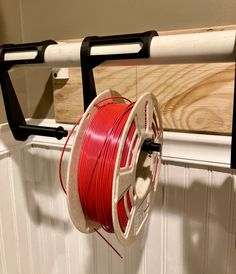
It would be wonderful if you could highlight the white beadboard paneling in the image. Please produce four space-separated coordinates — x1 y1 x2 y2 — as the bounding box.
0 211 7 274
228 172 236 274
23 145 45 274
146 164 165 274
185 166 209 274
110 234 126 274
126 229 146 274
0 120 236 274
48 148 69 274
0 155 21 274
32 146 58 274
206 169 234 274
95 231 111 274
10 148 33 274
165 164 186 274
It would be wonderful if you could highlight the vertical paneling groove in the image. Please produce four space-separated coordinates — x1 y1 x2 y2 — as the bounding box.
183 165 189 274
34 147 47 274
0 207 7 274
21 147 34 274
144 240 147 274
49 148 70 274
7 156 22 274
61 150 71 274
107 234 112 274
225 171 234 274
93 234 97 274
47 148 59 274
61 195 70 274
124 244 128 274
232 173 236 274
0 155 23 274
39 146 61 274
163 163 168 274
203 169 212 274
25 146 44 274
34 148 47 273
228 172 236 274
48 147 62 274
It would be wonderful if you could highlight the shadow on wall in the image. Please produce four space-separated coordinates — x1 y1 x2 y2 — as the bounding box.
31 71 54 119
12 146 72 233
23 68 55 120
152 163 236 274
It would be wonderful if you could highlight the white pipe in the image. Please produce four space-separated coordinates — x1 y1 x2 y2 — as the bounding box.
45 42 143 67
149 30 236 63
44 43 82 67
3 30 236 68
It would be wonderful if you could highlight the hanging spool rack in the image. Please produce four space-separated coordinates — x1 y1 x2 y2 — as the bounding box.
0 30 235 166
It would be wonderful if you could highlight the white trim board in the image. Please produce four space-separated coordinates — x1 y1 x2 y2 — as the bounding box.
0 119 232 168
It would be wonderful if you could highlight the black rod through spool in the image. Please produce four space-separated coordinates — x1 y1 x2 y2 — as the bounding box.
142 140 161 153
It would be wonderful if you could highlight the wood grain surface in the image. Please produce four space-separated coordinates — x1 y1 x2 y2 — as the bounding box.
53 25 235 134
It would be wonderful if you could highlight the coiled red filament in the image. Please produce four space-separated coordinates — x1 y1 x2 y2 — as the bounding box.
78 100 135 233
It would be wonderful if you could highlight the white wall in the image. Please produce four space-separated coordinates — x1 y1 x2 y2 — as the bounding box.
0 121 235 274
19 0 236 41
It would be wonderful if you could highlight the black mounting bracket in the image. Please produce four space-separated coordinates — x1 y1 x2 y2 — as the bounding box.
80 30 160 153
0 40 68 141
80 30 158 110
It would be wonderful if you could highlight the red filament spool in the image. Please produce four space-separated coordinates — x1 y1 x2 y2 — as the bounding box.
67 90 162 246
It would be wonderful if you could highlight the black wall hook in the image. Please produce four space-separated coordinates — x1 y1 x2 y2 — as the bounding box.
0 40 68 141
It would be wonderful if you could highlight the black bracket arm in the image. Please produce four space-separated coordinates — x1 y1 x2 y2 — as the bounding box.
0 40 68 141
80 31 161 154
80 31 158 110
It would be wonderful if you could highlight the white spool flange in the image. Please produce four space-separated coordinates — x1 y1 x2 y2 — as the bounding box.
67 90 163 245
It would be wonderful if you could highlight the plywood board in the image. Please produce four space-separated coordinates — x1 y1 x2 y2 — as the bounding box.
53 25 235 134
